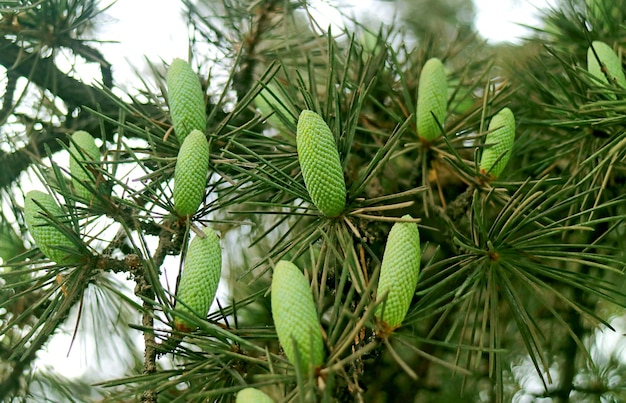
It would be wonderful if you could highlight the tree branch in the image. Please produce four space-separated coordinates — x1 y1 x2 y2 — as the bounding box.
0 68 18 123
0 37 116 111
231 1 280 101
129 221 185 403
0 36 163 190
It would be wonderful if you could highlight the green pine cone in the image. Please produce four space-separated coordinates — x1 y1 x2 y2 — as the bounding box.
296 110 346 218
375 215 421 330
24 190 79 264
69 130 101 201
173 129 210 217
271 260 325 374
417 58 448 142
174 227 222 332
167 58 207 144
236 388 275 403
479 108 516 179
587 41 626 90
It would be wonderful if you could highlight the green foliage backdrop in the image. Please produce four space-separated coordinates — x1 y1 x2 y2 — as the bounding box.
1 0 626 401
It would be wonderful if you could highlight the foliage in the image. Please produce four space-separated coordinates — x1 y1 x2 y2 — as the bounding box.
1 0 626 401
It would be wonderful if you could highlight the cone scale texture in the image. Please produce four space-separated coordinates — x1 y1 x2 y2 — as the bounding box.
296 110 346 218
417 58 448 142
375 215 421 329
479 108 516 179
271 260 325 374
173 129 210 217
69 130 101 201
174 227 222 332
167 58 207 144
24 190 78 264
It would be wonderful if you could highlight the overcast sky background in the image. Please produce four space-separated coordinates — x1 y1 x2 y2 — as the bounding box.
97 0 554 88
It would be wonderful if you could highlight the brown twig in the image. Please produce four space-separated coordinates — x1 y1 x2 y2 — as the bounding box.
231 1 281 101
0 69 18 123
128 253 158 403
126 221 185 403
0 36 163 189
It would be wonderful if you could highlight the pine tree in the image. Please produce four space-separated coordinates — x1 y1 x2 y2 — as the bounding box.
1 0 626 401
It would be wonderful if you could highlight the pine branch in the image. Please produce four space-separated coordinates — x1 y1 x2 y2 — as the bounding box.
127 221 185 403
0 37 113 111
554 287 586 401
55 36 114 88
132 262 158 403
231 0 280 101
0 68 18 123
0 344 36 400
552 226 608 400
0 36 163 189
0 254 149 401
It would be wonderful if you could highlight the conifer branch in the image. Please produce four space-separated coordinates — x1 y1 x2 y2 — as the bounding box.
231 1 280 101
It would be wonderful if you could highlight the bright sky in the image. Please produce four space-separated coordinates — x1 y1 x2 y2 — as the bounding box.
474 0 554 41
99 0 554 88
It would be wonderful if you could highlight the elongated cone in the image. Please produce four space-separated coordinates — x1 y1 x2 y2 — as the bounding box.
296 110 346 218
417 58 447 142
587 41 626 89
174 227 222 332
236 388 275 403
173 129 210 217
479 108 516 179
24 190 80 264
375 215 421 330
69 131 101 201
271 260 325 374
167 58 207 144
